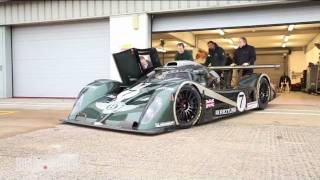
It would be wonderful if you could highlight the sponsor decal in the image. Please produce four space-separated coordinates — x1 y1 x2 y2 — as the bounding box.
246 101 258 110
236 92 246 112
155 121 175 127
215 107 237 115
205 99 215 108
106 103 119 110
102 102 125 114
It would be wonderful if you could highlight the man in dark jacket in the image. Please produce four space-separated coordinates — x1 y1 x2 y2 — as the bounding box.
203 41 225 67
233 37 256 75
203 41 225 88
174 43 193 61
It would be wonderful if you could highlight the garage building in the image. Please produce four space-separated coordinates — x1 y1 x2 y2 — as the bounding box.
0 1 319 98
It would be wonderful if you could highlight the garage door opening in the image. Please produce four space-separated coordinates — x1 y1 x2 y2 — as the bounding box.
152 23 320 90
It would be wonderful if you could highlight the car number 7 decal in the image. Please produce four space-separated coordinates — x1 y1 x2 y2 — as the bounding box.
236 92 246 112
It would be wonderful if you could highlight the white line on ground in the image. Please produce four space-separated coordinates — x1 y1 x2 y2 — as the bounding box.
0 102 72 105
255 111 320 116
265 108 320 112
0 104 71 107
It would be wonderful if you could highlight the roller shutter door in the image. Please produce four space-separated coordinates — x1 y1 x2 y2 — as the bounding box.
12 20 110 97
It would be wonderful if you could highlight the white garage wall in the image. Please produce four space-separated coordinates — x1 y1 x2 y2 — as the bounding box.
109 14 151 82
12 20 110 97
153 2 320 32
306 47 320 64
306 33 320 64
288 51 307 84
0 26 12 98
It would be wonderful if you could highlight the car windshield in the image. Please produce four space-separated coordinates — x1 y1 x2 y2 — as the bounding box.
146 69 191 81
164 72 191 79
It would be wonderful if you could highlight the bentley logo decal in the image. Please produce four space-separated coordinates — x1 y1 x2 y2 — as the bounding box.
106 103 119 110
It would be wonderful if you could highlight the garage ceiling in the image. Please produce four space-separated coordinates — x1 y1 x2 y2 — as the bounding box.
152 23 320 52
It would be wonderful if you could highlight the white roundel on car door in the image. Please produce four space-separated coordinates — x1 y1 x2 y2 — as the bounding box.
236 92 246 112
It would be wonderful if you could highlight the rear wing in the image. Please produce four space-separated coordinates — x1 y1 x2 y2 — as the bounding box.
155 64 280 71
207 64 280 70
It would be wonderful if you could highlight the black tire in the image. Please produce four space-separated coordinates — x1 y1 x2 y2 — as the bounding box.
174 85 203 128
257 78 270 110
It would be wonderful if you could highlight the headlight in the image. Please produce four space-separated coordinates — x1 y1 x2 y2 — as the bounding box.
140 96 163 125
70 94 84 115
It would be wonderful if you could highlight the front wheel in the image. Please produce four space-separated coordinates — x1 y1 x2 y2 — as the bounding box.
174 85 203 128
257 78 270 110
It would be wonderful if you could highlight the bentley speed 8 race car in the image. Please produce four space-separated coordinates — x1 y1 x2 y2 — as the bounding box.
64 48 279 134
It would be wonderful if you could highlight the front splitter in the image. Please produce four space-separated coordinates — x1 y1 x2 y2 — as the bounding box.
63 119 174 135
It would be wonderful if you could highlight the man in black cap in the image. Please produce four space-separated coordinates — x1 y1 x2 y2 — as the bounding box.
233 37 256 76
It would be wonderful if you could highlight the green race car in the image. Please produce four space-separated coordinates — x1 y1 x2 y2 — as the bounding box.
64 48 279 134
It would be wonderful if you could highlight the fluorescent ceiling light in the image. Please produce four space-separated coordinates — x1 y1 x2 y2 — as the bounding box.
283 35 289 42
218 29 224 36
288 24 295 32
282 43 287 48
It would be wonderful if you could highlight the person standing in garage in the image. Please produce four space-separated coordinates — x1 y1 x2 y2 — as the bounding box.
174 43 193 61
203 41 226 67
233 37 256 75
203 41 226 88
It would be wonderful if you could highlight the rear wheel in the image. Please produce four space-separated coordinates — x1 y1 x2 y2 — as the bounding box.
257 78 270 109
174 85 203 128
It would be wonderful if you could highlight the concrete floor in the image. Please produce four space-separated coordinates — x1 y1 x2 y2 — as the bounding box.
0 109 69 139
0 98 73 138
0 92 319 179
